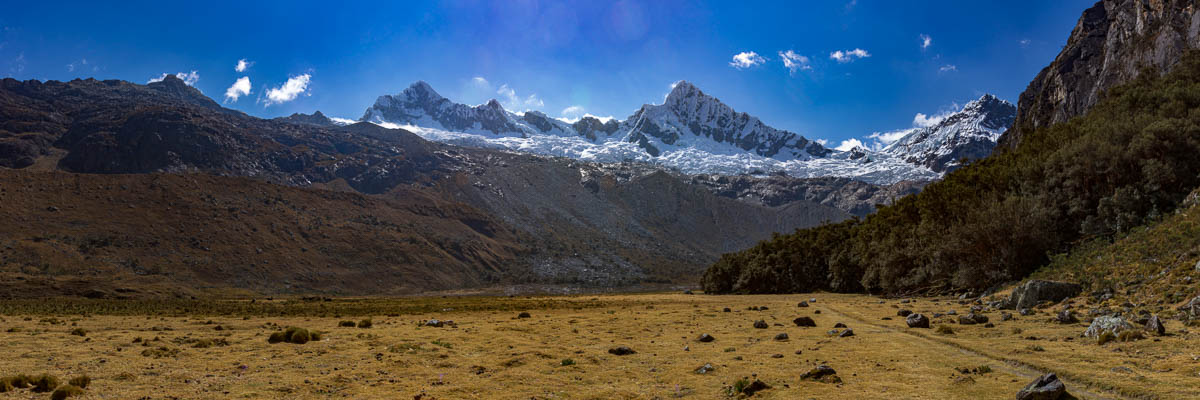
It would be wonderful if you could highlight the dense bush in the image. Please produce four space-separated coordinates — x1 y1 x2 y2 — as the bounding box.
704 51 1200 294
268 326 322 344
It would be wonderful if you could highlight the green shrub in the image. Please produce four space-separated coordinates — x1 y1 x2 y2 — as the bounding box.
50 384 85 400
269 327 321 344
560 358 575 366
30 374 59 393
68 375 90 389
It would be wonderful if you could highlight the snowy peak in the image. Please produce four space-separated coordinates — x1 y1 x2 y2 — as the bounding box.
360 81 529 135
882 94 1016 172
624 81 829 160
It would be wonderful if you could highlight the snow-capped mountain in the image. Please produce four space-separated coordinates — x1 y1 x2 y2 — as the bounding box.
623 82 830 159
358 81 1010 185
880 94 1016 172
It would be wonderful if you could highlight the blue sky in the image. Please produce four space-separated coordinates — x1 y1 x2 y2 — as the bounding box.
0 0 1093 147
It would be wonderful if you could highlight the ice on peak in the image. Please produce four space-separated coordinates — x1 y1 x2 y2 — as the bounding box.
402 80 443 101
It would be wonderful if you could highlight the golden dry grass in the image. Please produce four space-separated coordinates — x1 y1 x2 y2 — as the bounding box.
1 293 1195 399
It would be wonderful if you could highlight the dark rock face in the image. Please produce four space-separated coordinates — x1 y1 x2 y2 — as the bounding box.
1002 280 1083 310
274 110 336 127
1001 0 1200 149
1016 373 1068 400
906 313 930 328
361 81 528 135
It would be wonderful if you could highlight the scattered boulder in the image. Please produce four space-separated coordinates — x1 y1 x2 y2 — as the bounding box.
517 312 531 319
906 313 931 328
814 310 821 314
1019 308 1034 316
897 309 913 317
1083 316 1132 338
793 317 817 327
1016 373 1067 400
683 290 694 295
698 333 716 343
797 301 809 307
1003 280 1082 310
1179 296 1200 319
1145 315 1165 336
800 365 841 383
740 379 771 396
753 320 768 329
838 328 855 337
424 319 445 327
1055 310 1078 324
958 315 978 325
833 322 847 328
774 333 789 341
608 346 636 356
1001 312 1014 321
695 363 715 374
723 308 732 312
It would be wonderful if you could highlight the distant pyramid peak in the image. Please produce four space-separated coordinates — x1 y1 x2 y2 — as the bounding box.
484 99 504 110
402 80 443 101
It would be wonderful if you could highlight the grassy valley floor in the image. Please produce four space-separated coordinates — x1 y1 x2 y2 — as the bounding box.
0 293 1196 399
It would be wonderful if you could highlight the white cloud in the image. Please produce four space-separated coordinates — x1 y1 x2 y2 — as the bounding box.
834 138 865 151
815 139 828 146
330 117 358 125
920 34 932 50
938 64 958 73
778 50 811 74
913 111 952 127
1019 39 1031 48
497 84 543 110
729 51 766 69
235 59 252 72
830 48 870 63
561 105 585 119
223 76 251 103
471 76 489 87
263 74 311 106
868 129 913 149
148 70 200 86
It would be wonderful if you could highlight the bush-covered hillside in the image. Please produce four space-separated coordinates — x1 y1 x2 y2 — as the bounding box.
703 51 1200 295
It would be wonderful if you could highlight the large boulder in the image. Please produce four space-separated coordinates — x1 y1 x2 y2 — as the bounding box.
1016 373 1067 400
906 313 930 328
1145 315 1165 336
1083 316 1132 338
1002 280 1082 310
1179 296 1200 318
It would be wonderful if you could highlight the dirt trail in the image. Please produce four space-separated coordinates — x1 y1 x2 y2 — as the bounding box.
820 303 1128 400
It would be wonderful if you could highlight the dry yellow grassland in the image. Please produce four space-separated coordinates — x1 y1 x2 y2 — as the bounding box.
1 293 1196 399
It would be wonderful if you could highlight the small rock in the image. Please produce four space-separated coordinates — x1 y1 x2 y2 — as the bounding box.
800 365 841 383
683 290 694 295
833 322 847 328
698 333 716 343
1056 309 1078 324
771 353 784 358
797 301 809 307
793 316 816 327
608 346 636 356
906 313 931 328
1001 312 1014 321
1015 373 1067 400
814 310 821 314
958 315 978 325
947 310 958 315
753 320 768 329
694 363 715 374
517 312 531 319
838 328 855 337
774 333 789 341
900 299 911 304
983 323 995 328
424 319 444 327
723 307 732 312
1145 315 1165 336
740 380 771 396
897 309 913 317
1111 366 1133 374
1019 308 1033 316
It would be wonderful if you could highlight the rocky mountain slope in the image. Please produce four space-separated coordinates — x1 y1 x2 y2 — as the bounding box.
881 94 1016 172
1001 0 1200 149
0 75 852 295
362 81 1017 185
